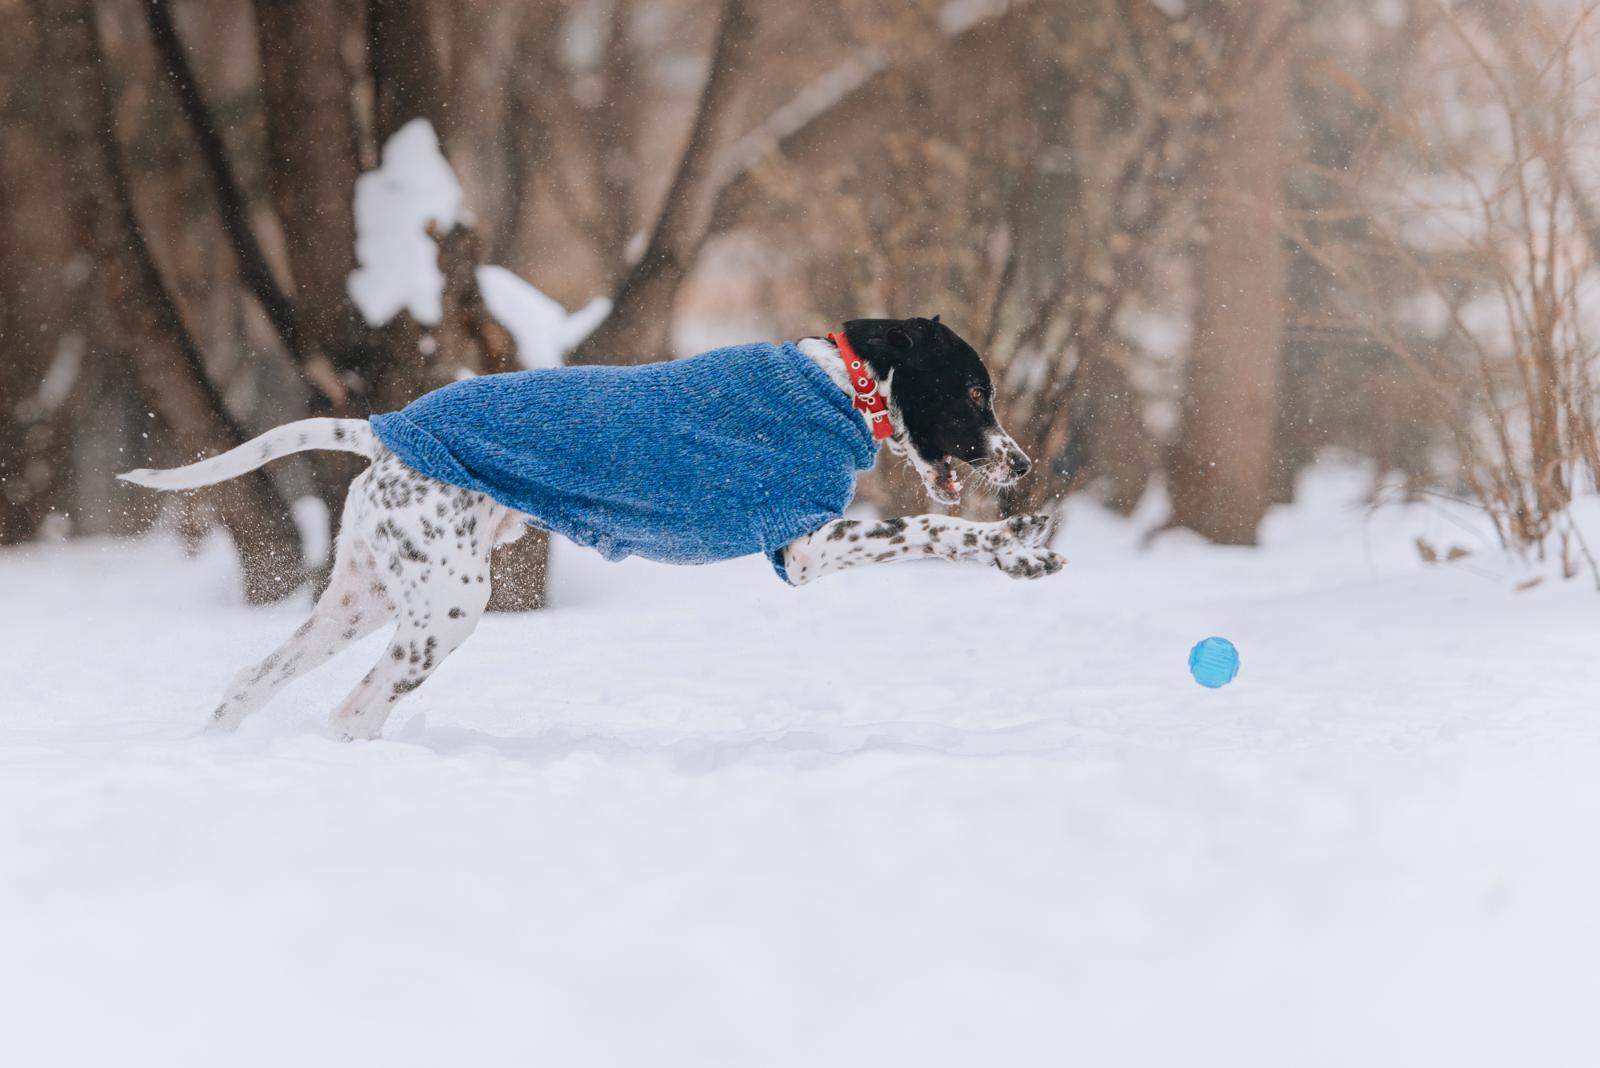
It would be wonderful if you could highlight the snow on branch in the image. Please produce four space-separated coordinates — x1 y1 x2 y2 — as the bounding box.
348 119 464 328
476 268 610 370
347 118 604 367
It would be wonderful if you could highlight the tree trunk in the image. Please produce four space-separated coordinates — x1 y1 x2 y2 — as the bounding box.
253 0 372 582
368 0 451 146
0 61 76 544
44 0 306 601
486 529 550 613
142 0 346 407
252 0 364 371
1165 1 1291 545
568 0 757 365
0 233 46 544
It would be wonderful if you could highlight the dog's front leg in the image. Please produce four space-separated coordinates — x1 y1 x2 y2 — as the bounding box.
780 514 1066 586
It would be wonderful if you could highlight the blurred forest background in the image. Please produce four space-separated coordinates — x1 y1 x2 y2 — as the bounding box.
2 0 1599 606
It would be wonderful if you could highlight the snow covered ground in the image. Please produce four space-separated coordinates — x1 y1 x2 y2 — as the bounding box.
3 466 1600 1067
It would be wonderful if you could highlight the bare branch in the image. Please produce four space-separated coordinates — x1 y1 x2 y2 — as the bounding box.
569 0 759 363
141 0 344 405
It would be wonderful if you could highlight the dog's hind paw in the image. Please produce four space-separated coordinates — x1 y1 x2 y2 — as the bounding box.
329 711 384 742
206 705 245 732
993 546 1067 580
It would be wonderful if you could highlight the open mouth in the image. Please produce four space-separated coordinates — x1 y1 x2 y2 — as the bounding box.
925 451 1030 503
929 457 962 504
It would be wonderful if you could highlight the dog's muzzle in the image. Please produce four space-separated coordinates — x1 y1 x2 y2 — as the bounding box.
991 437 1032 483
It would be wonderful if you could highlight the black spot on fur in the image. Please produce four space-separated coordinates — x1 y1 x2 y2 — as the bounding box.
377 519 429 564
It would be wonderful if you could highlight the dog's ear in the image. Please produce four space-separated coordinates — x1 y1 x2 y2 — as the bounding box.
930 314 941 324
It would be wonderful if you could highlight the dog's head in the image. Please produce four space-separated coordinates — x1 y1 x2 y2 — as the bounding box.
842 316 1030 505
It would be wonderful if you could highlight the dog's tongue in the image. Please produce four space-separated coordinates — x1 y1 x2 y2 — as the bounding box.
934 459 962 500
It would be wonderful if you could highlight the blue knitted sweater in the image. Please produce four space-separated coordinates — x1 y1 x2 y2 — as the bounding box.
369 342 877 580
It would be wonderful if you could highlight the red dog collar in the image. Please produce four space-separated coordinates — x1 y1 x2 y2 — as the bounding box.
828 331 894 441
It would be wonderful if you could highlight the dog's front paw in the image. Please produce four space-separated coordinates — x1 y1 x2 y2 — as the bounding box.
1003 512 1058 549
993 546 1067 580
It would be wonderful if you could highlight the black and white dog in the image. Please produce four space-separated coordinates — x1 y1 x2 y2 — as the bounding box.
122 317 1065 739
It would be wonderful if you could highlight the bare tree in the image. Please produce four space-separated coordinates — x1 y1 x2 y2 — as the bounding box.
42 0 306 602
0 7 79 543
141 0 345 406
569 0 758 364
252 0 365 376
0 177 63 544
750 1 1237 519
369 0 452 146
1166 0 1295 544
1295 0 1600 580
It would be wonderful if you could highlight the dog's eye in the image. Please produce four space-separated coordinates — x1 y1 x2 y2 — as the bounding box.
886 327 913 350
969 386 990 410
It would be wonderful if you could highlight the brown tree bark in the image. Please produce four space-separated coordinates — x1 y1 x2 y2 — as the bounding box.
141 0 346 407
587 0 645 281
0 36 77 544
368 0 451 147
252 0 372 591
43 0 306 601
1165 1 1292 545
569 0 1032 367
0 180 54 544
0 80 76 543
568 0 758 365
708 3 1036 241
252 0 364 371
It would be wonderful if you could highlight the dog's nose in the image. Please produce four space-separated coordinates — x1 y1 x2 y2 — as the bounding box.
1006 448 1031 479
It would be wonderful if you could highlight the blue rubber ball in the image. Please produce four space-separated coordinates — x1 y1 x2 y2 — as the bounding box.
1188 636 1240 688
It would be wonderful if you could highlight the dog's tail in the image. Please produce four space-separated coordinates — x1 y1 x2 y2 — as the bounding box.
118 418 378 491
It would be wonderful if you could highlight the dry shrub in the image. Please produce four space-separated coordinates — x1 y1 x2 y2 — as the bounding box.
1295 1 1600 581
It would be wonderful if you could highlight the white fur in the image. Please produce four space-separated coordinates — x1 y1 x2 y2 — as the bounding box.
781 513 1065 586
117 418 375 490
207 449 528 740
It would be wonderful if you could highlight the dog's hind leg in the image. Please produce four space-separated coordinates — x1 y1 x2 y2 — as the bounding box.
326 554 491 741
208 533 396 732
326 471 503 741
